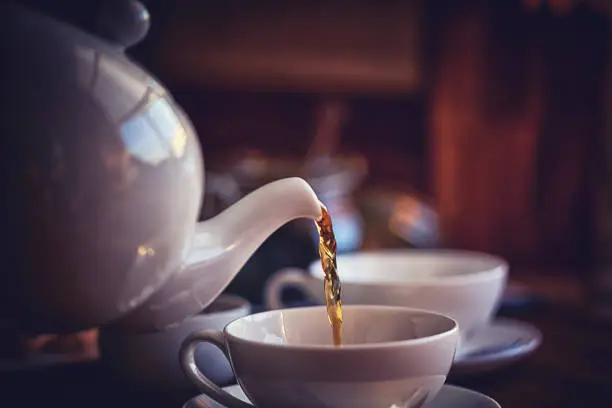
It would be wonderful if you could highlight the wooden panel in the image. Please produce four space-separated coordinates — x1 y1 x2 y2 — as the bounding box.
429 3 606 268
154 0 422 94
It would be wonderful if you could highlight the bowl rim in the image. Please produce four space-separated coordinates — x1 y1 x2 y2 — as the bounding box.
305 249 508 287
224 305 458 351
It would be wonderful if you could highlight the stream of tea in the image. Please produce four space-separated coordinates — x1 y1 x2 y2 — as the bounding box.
314 203 343 346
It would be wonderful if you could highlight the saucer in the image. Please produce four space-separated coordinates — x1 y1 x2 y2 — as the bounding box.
183 384 501 408
452 318 542 375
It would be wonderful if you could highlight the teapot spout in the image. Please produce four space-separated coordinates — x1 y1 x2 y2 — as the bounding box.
112 178 322 332
193 177 322 269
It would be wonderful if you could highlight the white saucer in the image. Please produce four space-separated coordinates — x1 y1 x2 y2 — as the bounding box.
184 384 500 408
452 318 542 375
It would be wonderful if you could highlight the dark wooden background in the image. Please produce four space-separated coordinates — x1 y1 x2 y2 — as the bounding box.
3 1 612 407
124 0 609 273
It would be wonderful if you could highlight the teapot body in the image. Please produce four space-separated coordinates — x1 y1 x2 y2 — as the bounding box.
0 3 204 333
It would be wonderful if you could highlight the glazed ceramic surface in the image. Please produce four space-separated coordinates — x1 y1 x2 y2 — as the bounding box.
203 154 367 305
184 384 502 408
452 318 542 376
265 249 507 348
179 305 458 408
0 2 322 334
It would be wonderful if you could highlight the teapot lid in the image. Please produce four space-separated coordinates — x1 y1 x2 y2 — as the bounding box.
10 0 151 50
93 0 150 49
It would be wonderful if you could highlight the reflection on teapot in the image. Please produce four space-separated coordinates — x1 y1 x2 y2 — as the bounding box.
0 1 322 334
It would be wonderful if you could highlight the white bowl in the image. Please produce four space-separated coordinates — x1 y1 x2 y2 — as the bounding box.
265 249 507 351
180 305 459 408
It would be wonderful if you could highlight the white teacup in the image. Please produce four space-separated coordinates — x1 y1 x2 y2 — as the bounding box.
264 250 507 353
99 294 251 389
180 305 458 408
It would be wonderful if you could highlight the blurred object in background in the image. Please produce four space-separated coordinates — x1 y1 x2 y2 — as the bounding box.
201 97 368 304
428 0 606 270
154 0 421 94
0 327 98 371
204 152 368 251
202 97 368 252
203 152 367 304
358 188 439 250
588 18 612 323
523 0 612 17
303 96 348 163
131 0 610 298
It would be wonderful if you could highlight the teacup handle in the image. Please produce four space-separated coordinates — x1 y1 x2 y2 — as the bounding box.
179 330 254 408
264 268 312 310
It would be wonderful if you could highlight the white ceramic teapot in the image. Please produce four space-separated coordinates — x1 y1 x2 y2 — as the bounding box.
0 1 322 334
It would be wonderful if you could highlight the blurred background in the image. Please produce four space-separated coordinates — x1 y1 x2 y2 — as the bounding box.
2 2 612 407
118 0 611 309
7 0 612 351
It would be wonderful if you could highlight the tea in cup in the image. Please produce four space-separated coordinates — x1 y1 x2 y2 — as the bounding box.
99 295 251 389
264 249 507 353
179 305 458 408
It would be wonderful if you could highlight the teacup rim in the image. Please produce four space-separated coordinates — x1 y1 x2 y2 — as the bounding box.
223 305 458 351
307 249 508 286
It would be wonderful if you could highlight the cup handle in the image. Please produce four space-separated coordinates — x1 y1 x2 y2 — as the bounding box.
179 330 254 408
264 268 312 310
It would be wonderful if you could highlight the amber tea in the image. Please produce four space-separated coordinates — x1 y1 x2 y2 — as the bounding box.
314 203 343 346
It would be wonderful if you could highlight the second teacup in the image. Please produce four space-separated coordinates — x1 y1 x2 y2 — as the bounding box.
180 305 458 408
264 249 507 352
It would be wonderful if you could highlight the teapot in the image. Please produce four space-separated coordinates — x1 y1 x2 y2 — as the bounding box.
0 1 322 334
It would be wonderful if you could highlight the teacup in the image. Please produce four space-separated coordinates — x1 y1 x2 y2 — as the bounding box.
179 305 458 408
99 294 251 389
264 250 507 353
